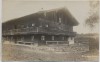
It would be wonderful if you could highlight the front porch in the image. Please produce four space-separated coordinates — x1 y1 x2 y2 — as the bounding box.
2 34 75 46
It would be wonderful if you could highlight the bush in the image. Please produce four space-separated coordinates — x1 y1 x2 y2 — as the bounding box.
88 38 99 51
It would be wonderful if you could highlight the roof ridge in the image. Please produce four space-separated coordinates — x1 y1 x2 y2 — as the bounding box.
38 7 66 13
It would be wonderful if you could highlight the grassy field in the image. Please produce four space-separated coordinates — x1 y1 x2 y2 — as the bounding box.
2 43 99 61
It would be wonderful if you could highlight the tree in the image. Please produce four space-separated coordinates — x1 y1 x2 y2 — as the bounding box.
85 0 99 30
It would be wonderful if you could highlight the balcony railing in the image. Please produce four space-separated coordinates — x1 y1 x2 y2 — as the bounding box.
2 27 76 36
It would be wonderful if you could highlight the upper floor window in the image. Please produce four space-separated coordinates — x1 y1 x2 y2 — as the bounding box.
44 12 46 17
39 18 42 20
21 25 24 28
14 25 17 29
39 25 42 27
26 25 29 28
59 17 62 23
45 24 48 27
59 27 61 29
32 23 35 26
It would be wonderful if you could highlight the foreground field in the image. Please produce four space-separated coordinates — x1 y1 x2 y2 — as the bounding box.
2 43 99 61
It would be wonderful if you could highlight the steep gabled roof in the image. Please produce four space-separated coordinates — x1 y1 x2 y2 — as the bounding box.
3 7 79 26
38 7 79 26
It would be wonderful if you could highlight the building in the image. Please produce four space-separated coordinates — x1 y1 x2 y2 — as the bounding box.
2 7 79 45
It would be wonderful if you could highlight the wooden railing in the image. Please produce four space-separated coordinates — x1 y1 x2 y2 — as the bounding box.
2 27 76 36
3 27 38 35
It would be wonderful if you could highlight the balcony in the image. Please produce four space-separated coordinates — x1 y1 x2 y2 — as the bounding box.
2 27 76 36
2 27 37 35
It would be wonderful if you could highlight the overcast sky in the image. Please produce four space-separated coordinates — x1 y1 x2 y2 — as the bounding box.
2 0 99 34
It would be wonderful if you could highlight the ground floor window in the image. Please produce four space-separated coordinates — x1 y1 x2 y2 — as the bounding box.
41 36 45 40
62 36 65 40
52 36 54 40
21 37 24 41
31 36 34 41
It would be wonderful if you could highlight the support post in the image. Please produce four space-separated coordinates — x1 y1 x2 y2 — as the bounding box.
57 41 58 45
46 41 47 45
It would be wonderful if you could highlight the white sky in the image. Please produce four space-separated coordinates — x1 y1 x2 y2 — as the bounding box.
2 0 99 34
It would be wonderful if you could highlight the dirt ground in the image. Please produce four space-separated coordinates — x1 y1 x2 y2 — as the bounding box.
2 43 99 61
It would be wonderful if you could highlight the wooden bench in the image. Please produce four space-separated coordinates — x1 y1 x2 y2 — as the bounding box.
46 41 67 44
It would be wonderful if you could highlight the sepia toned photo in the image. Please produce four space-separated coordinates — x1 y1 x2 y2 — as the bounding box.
2 0 99 62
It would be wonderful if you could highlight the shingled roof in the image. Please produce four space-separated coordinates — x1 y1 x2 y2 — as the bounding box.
3 7 79 26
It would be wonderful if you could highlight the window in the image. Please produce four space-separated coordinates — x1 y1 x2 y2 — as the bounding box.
27 25 29 28
39 18 42 20
41 36 45 40
27 26 29 28
32 23 35 26
44 12 46 17
71 37 73 40
17 25 21 28
59 27 61 29
21 25 23 28
14 25 17 29
52 36 54 40
31 36 34 41
62 37 64 40
46 24 48 27
39 25 42 27
59 18 62 23
21 37 24 41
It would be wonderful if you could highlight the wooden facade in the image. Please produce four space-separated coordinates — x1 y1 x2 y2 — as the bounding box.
2 7 79 45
